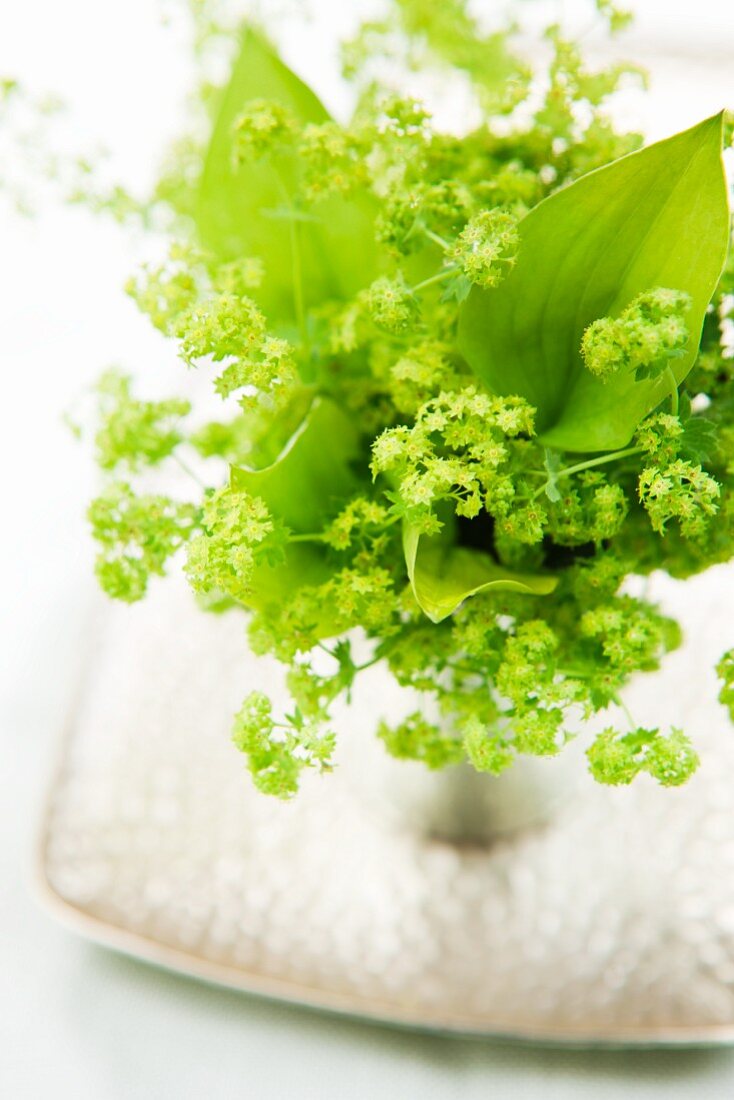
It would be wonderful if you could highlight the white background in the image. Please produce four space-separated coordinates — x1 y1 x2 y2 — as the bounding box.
2 1 734 1096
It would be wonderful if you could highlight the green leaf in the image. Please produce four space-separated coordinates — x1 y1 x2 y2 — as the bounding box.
196 27 379 322
543 448 563 502
459 114 730 453
679 414 718 464
230 397 360 609
403 522 558 624
231 397 359 532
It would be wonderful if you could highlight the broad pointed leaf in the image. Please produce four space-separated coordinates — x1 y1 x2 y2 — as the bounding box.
404 522 558 624
459 114 730 453
230 397 360 612
196 27 379 322
231 397 359 531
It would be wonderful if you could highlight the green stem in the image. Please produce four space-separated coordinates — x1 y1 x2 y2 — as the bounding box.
354 653 384 673
422 227 452 252
556 445 646 480
291 223 306 340
314 644 383 676
665 365 680 417
172 451 206 489
448 660 482 677
533 444 646 498
288 532 326 544
271 165 309 353
411 264 460 293
613 694 638 732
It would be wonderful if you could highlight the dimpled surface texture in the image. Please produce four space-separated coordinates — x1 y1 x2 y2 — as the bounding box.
39 565 734 1043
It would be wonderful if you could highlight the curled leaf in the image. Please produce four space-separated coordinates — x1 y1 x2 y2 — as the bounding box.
403 521 557 624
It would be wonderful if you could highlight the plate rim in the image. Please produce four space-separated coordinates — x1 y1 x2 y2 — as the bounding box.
33 713 734 1049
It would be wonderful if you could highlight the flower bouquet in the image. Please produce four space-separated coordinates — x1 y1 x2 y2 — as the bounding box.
84 1 733 809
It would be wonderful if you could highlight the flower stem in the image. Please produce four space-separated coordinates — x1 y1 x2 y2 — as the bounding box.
537 444 647 492
665 365 680 417
556 445 646 479
172 451 206 489
534 444 646 498
288 532 326 543
272 165 309 354
613 694 638 731
412 264 460 293
422 227 452 252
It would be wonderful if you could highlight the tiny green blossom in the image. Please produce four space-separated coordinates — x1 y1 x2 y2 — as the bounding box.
94 370 191 471
581 287 691 382
176 293 266 363
125 245 200 335
587 726 698 786
389 342 464 414
717 649 734 721
322 497 392 550
450 208 519 288
89 483 198 602
377 94 431 138
596 0 634 34
366 274 419 334
214 335 298 408
512 708 564 756
176 293 298 407
462 715 514 775
232 99 296 162
639 459 720 538
299 121 368 199
231 691 336 798
375 179 474 256
378 711 465 769
184 487 283 603
213 257 265 296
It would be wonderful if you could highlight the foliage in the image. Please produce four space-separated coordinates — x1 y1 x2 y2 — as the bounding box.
458 115 728 451
70 1 734 797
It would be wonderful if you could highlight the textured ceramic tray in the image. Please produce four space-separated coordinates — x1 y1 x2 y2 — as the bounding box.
36 570 734 1044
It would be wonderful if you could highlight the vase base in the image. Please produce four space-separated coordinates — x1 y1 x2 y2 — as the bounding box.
36 572 734 1044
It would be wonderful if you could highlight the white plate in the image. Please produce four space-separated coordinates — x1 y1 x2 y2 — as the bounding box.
36 570 734 1044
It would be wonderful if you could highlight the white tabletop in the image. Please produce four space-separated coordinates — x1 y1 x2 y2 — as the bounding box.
3 2 734 1095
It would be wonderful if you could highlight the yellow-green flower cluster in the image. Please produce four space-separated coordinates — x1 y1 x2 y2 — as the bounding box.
372 386 534 528
94 370 191 471
717 649 734 721
231 691 336 798
639 460 720 539
581 287 691 382
232 99 296 163
366 275 419 334
587 726 698 786
185 487 283 604
450 209 519 289
179 293 298 408
89 483 199 603
300 121 368 200
378 712 466 769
